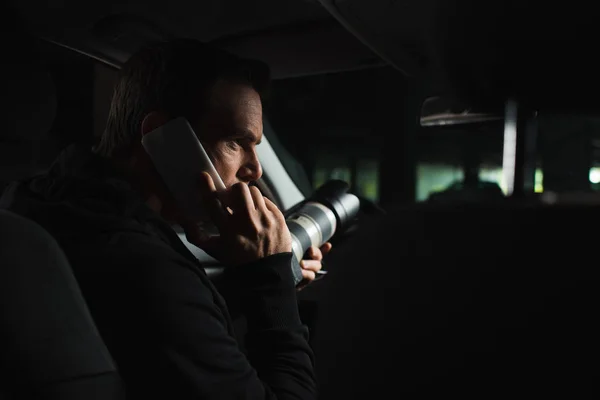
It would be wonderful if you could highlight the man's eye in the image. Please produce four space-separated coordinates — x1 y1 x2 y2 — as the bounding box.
226 140 240 150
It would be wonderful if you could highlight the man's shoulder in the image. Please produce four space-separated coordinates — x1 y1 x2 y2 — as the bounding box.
67 226 217 308
72 226 200 275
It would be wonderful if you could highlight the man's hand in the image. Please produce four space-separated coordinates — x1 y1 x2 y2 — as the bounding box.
184 172 292 266
297 242 332 291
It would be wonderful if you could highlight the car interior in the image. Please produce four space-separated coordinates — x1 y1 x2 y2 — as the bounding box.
2 0 600 398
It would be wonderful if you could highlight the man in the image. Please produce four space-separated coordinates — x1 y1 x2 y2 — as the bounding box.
2 39 330 399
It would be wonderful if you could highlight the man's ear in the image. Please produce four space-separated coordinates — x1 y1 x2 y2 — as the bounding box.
141 111 170 137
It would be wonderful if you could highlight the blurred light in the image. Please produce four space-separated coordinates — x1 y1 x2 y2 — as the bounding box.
534 169 544 193
502 100 518 195
590 168 600 184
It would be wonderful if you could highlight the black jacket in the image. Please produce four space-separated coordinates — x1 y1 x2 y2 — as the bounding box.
1 145 316 400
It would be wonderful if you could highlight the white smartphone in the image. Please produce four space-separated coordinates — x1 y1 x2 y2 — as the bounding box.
141 117 226 226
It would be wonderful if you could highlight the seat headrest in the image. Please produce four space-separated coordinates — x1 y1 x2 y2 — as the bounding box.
1 3 57 180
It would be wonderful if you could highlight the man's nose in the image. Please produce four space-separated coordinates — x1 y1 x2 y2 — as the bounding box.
238 150 262 182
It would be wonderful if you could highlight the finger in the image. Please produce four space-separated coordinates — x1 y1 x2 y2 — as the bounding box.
263 196 279 212
197 173 227 227
306 246 323 261
198 171 218 195
320 242 333 255
264 197 286 223
228 183 255 218
301 269 316 282
249 186 267 211
300 259 322 272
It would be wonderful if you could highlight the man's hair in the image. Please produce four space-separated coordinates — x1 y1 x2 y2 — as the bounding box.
96 38 270 158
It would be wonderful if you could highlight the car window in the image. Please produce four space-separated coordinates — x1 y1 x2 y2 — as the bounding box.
416 111 600 202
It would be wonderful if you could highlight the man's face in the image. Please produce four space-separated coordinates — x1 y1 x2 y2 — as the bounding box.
194 80 263 188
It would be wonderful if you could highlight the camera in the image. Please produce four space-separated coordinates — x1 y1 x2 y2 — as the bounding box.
285 180 360 284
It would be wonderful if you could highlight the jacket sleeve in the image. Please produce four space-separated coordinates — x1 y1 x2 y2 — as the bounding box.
95 237 316 400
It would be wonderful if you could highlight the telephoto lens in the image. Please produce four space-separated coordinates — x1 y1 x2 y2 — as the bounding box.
286 180 360 284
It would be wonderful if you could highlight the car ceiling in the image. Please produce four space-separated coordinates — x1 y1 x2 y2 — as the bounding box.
17 0 600 100
16 0 327 40
318 0 434 76
12 0 386 78
13 0 442 76
11 0 445 85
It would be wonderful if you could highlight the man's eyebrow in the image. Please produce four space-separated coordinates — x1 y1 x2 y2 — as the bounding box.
234 129 262 145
